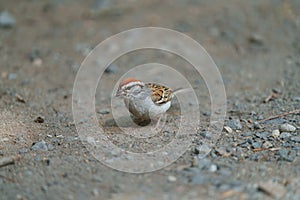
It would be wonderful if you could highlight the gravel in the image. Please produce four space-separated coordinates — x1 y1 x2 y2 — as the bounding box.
290 136 300 142
104 63 119 74
31 140 48 151
279 132 291 139
271 129 280 138
251 141 262 149
242 132 253 137
226 119 242 130
279 123 296 132
0 10 16 28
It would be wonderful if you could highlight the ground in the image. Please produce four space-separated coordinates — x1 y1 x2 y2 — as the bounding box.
0 0 299 199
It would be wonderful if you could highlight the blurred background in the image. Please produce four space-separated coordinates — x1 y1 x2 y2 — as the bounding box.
0 0 299 199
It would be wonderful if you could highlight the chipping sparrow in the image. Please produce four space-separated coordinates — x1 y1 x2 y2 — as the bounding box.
115 78 173 126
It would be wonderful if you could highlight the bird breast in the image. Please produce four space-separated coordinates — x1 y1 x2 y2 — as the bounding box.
124 96 171 119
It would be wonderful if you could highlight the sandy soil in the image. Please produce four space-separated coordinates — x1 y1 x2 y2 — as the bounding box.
0 0 299 199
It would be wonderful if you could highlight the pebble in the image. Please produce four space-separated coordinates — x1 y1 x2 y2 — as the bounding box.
248 33 264 46
257 180 286 199
28 49 40 62
104 63 119 74
18 148 28 154
195 144 211 158
97 109 110 114
92 188 99 196
175 21 192 32
253 121 262 129
0 11 16 28
279 123 296 132
256 115 264 120
271 129 280 138
8 73 17 80
290 136 300 142
190 172 210 185
215 147 228 156
199 131 212 139
251 141 262 149
167 175 177 182
226 119 242 130
31 140 48 151
292 97 300 102
277 149 296 162
34 116 44 123
224 126 233 133
47 143 55 151
17 133 25 142
279 132 291 139
196 157 211 170
262 141 273 148
208 164 218 172
242 132 253 137
65 136 75 143
255 132 269 140
93 0 112 10
75 43 91 56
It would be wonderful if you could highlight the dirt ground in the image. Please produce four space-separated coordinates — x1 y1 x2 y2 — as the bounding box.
0 0 299 199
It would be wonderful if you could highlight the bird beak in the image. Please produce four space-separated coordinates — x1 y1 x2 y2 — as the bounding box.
115 89 123 97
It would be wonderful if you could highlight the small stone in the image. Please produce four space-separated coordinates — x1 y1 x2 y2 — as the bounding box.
75 43 91 56
257 115 264 120
97 109 110 115
174 21 192 32
224 126 233 133
15 94 25 103
167 175 177 182
41 185 48 193
47 143 55 151
31 140 48 151
92 188 99 196
226 119 242 130
290 136 300 142
28 49 40 62
242 132 253 137
253 121 262 129
262 141 273 148
8 73 17 80
292 97 300 102
271 130 280 138
255 132 269 140
0 11 16 28
104 63 119 74
215 147 228 156
252 141 262 149
209 164 218 172
248 33 264 46
0 138 9 142
209 26 220 37
65 136 75 143
195 144 211 159
33 57 43 67
93 0 113 10
18 148 28 154
277 149 296 162
17 133 25 142
34 116 44 123
279 132 291 139
279 123 296 132
257 180 286 199
199 131 212 139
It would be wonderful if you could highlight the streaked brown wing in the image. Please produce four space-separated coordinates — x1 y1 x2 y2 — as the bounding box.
146 83 172 105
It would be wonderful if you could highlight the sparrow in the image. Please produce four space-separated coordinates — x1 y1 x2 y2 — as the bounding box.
115 78 173 126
